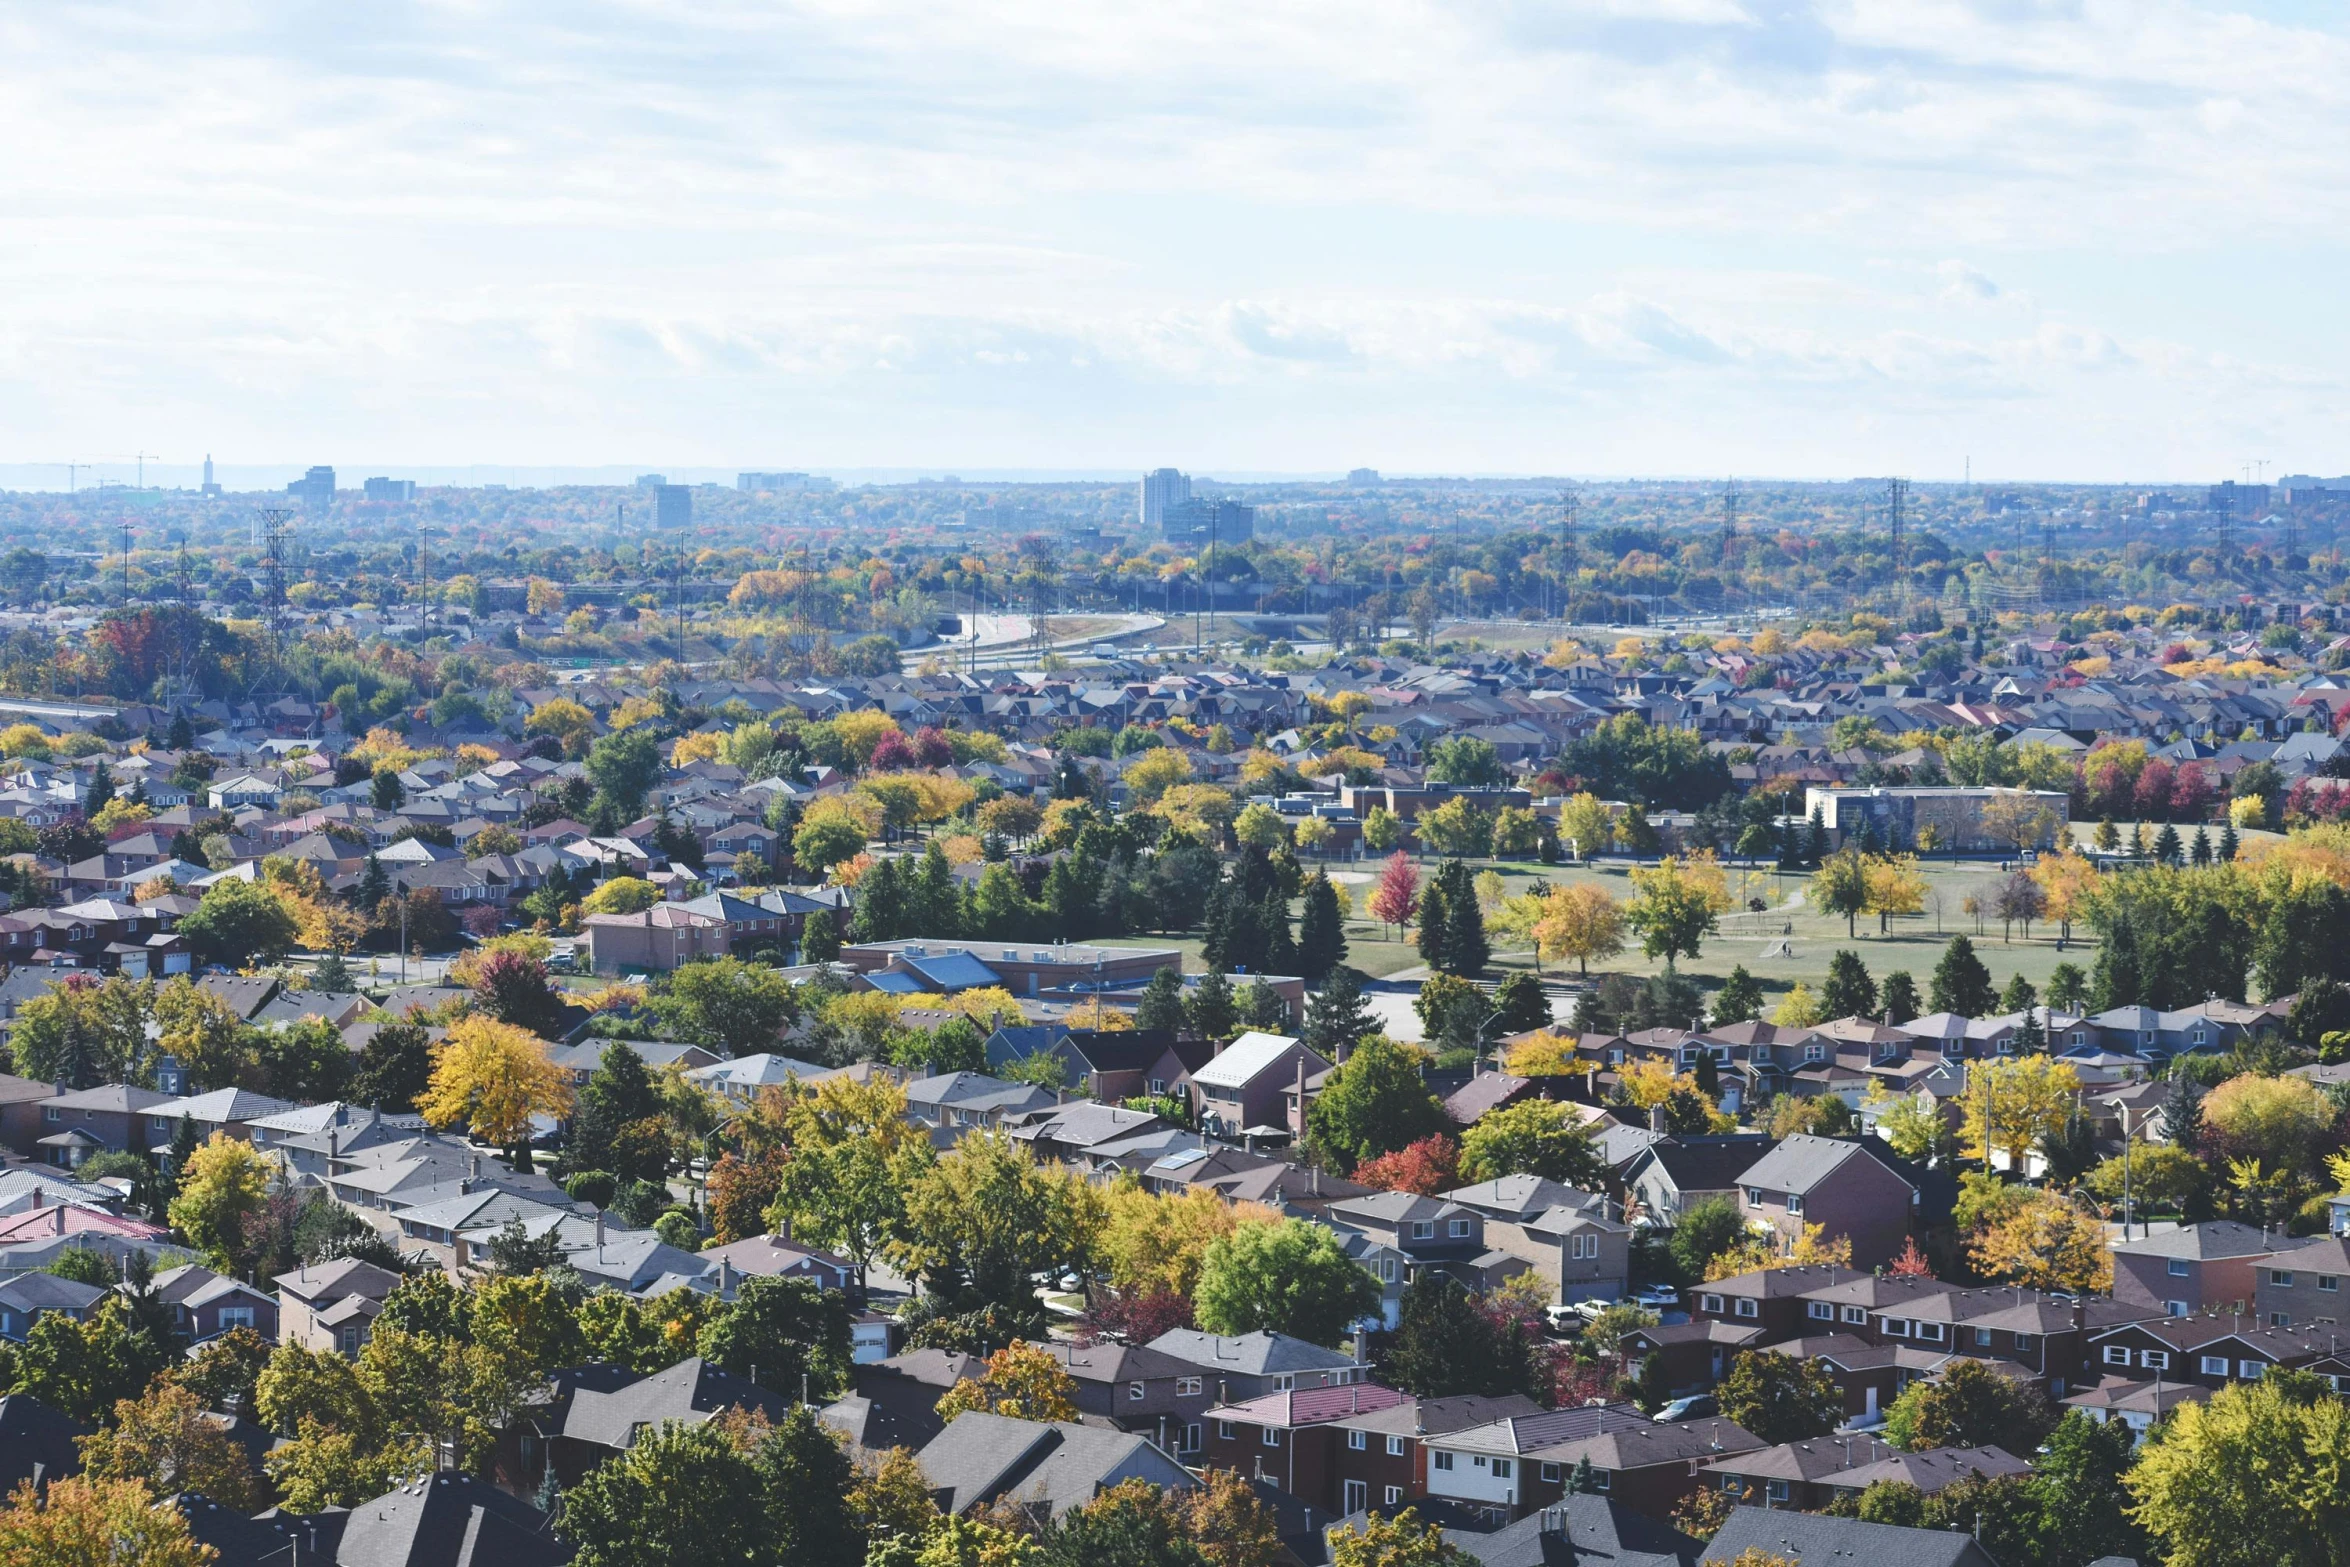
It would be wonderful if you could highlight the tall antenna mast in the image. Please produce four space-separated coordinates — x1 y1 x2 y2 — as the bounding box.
1885 477 1910 609
416 525 437 640
258 508 295 672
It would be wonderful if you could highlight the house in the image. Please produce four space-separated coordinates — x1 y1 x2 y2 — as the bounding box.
984 1026 1192 1104
1425 1404 1763 1522
1144 1330 1367 1403
0 1394 85 1497
1731 1135 1919 1269
275 1256 404 1356
1700 1506 2003 1567
330 1473 568 1567
1199 1382 1411 1510
1324 1192 1522 1294
694 1230 854 1294
143 1088 305 1156
0 1075 59 1159
552 1358 790 1486
1696 1433 1914 1512
1443 1496 1704 1567
1813 1443 2034 1505
1033 1339 1219 1453
0 1273 104 1340
915 1411 1194 1521
2085 1315 2350 1390
840 938 1182 1002
2060 1374 2212 1444
1690 1266 1868 1341
849 1348 983 1454
2111 1223 2274 1318
34 1084 175 1167
1133 1145 1372 1217
1621 1136 1777 1224
578 904 730 972
1189 1032 1331 1138
1620 1320 1767 1399
683 1053 829 1107
151 1263 279 1344
1452 1178 1630 1307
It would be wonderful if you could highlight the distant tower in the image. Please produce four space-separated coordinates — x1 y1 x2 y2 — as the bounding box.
1140 469 1191 531
200 454 221 498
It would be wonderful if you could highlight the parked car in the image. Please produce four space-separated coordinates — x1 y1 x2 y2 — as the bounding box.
1654 1395 1718 1423
1632 1284 1681 1309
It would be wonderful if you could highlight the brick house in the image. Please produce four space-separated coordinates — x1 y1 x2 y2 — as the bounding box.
2085 1315 2350 1391
153 1263 279 1344
35 1084 174 1167
1199 1383 1411 1510
1730 1135 1918 1269
578 904 730 973
275 1257 402 1357
2110 1223 2275 1318
1035 1340 1218 1458
2251 1233 2350 1329
1426 1404 1763 1523
1188 1033 1331 1138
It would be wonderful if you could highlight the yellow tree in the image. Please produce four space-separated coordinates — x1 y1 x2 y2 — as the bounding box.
1099 1182 1279 1300
1958 1054 2081 1171
166 1133 277 1272
0 1476 214 1567
1624 854 1731 965
1533 882 1625 977
832 711 903 770
2028 848 2099 943
417 1017 574 1152
1556 793 1613 862
934 1343 1080 1424
1969 1191 2113 1292
1704 1222 1855 1281
80 1381 268 1511
1123 747 1192 805
1861 854 1927 934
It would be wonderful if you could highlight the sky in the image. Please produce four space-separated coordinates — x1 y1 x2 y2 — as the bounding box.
3 0 2348 484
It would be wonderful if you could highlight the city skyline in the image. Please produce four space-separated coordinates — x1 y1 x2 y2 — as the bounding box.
3 2 2345 480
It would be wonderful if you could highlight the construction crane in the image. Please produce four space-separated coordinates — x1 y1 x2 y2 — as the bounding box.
131 452 159 489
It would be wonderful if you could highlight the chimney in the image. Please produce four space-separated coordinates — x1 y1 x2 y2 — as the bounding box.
720 1258 735 1295
327 1130 340 1161
780 1217 792 1243
594 1211 605 1250
1352 1326 1368 1365
1648 1103 1666 1134
469 1154 481 1181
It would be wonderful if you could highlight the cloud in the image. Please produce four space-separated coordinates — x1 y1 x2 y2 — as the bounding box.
1937 261 2002 303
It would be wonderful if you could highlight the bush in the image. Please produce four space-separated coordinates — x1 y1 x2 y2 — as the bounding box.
564 1170 618 1210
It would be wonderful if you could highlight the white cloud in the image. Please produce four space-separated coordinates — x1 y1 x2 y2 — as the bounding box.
0 0 2341 476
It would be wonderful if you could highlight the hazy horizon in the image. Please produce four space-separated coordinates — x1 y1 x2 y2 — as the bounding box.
7 2 2347 482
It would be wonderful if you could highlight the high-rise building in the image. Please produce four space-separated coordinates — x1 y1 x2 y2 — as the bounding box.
738 471 834 492
285 466 335 507
1162 497 1254 548
200 454 221 497
1346 468 1381 486
362 477 416 502
654 484 692 528
1140 468 1192 530
635 473 668 488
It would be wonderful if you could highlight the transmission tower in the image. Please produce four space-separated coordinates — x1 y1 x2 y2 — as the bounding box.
173 531 191 604
1556 490 1580 622
1884 477 1910 608
415 526 437 640
257 508 296 680
1720 478 1739 611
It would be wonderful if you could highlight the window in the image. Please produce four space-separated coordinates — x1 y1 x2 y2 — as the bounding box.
1808 1302 1836 1321
1588 1470 1610 1492
1433 1451 1455 1472
1766 1479 1791 1504
1473 1456 1487 1469
1262 1427 1281 1447
1184 1424 1201 1452
2104 1346 2134 1367
150 1117 167 1134
1217 1421 1234 1441
1843 1306 1867 1324
1491 1459 1513 1480
1804 1044 1825 1062
1380 1258 1399 1281
2142 1351 2170 1371
2168 1259 2191 1277
1271 1375 1294 1392
1734 1298 1759 1319
2270 1313 2291 1328
1884 1319 1910 1337
1786 1195 1804 1216
2166 1301 2189 1319
1916 1322 1945 1344
2200 1356 2229 1377
1974 1328 1993 1347
1746 1188 1764 1207
1129 1382 1146 1401
2322 1277 2341 1293
1412 1221 1435 1240
42 1108 57 1122
218 1307 254 1331
339 1326 361 1354
1384 1486 1404 1506
1700 1294 1724 1314
1149 1078 1166 1095
2271 1271 2296 1288
1388 1436 1406 1457
1541 1463 1560 1482
1178 1377 1202 1396
2013 1334 2035 1352
1571 1235 1598 1260
2240 1361 2266 1380
1349 1429 1367 1450
1449 1219 1471 1238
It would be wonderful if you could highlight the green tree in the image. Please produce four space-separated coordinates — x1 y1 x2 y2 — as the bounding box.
1928 935 1998 1018
892 1132 1086 1319
1184 970 1237 1042
1381 1272 1545 1402
1042 1477 1208 1567
2126 1370 2350 1567
1135 966 1187 1033
351 1021 433 1112
1819 950 1877 1021
11 975 153 1089
178 877 301 967
585 727 665 826
1667 1196 1745 1283
1882 1357 2056 1456
1806 849 1871 938
650 957 800 1056
1456 1100 1604 1187
1710 966 1765 1026
1490 971 1550 1035
1193 1218 1379 1347
1716 1350 1843 1444
1302 966 1378 1060
567 1042 669 1183
696 1275 853 1399
1328 1509 1469 1567
755 1405 866 1566
799 906 842 962
1880 970 1921 1024
1304 1036 1448 1174
2031 1408 2148 1567
1297 872 1347 983
1424 735 1503 788
562 1420 775 1567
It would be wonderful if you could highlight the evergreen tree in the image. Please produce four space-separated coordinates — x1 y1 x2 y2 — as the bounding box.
1436 859 1488 976
568 1042 668 1183
1238 978 1291 1031
1929 936 1997 1017
1302 966 1377 1060
1491 971 1551 1036
1260 888 1299 976
1999 973 2037 1014
2089 909 2143 1012
1135 966 1187 1033
1803 806 1829 866
1819 951 1878 1021
850 857 906 944
2190 825 2212 866
799 907 841 963
357 853 392 914
1415 873 1452 970
915 841 962 937
83 761 114 818
1710 966 1765 1026
1296 872 1346 982
1569 1456 1599 1494
2153 823 2182 865
1186 970 1238 1042
166 710 194 750
2160 1072 2204 1155
2218 821 2240 862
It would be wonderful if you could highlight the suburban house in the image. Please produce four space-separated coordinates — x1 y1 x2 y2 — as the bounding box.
1621 1136 1777 1223
2111 1223 2274 1318
1188 1033 1331 1139
1144 1330 1366 1404
915 1411 1194 1521
275 1257 403 1356
1730 1135 1918 1269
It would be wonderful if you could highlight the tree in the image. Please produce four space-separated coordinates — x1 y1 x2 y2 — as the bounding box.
176 876 301 967
1184 969 1237 1042
696 1275 853 1399
417 1016 574 1157
1368 852 1419 937
1193 1218 1380 1346
648 957 799 1057
1425 735 1503 788
1327 1510 1469 1567
1383 1272 1546 1402
1863 855 1928 934
2029 849 2099 946
1623 855 1728 965
893 1132 1089 1320
751 1405 865 1567
1806 849 1870 938
561 1419 774 1567
1710 966 1765 1026
1352 1135 1461 1196
1716 1350 1843 1445
1042 1477 1208 1567
11 975 153 1090
1882 1357 2057 1457
935 1342 1080 1424
1666 1196 1745 1283
1928 935 1997 1018
1302 966 1379 1061
1134 966 1187 1033
2032 1408 2149 1567
584 727 664 825
0 1475 214 1567
567 1042 669 1184
1880 969 1921 1024
1304 1036 1447 1174
18 1297 172 1425
1958 1054 2081 1172
79 1379 267 1511
1532 882 1624 977
1872 1090 1951 1164
2203 1072 2337 1173
1457 1101 1604 1188
2124 1371 2350 1567
1490 971 1550 1035
772 1075 928 1299
1297 872 1347 982
1819 951 1877 1021
166 1132 275 1273
152 979 257 1095
351 1021 433 1112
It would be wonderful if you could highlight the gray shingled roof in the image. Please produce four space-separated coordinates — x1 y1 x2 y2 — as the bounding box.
1734 1134 1913 1198
1144 1329 1359 1377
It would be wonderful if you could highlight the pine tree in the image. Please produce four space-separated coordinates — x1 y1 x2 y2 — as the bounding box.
83 761 114 819
1569 1456 1599 1494
1711 965 1765 1026
1261 889 1300 977
1929 935 1997 1018
798 907 841 963
2094 817 2120 852
2218 822 2240 862
916 841 962 938
1804 806 1829 866
2190 825 2212 866
1819 950 1877 1022
1186 970 1238 1042
1434 860 1488 977
166 710 194 750
2153 823 2182 865
1416 874 1452 970
1303 965 1377 1060
357 853 391 914
1297 872 1347 982
849 857 905 943
1136 965 1187 1033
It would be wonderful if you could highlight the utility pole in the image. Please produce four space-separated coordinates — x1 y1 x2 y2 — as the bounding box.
1558 490 1579 622
416 526 436 640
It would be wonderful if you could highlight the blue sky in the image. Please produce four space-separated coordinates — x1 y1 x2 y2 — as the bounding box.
3 0 2346 482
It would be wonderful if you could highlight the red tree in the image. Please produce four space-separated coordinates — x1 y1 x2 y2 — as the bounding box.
1888 1236 1935 1278
1353 1134 1460 1196
1368 851 1420 935
867 730 916 772
911 726 957 769
2132 757 2175 822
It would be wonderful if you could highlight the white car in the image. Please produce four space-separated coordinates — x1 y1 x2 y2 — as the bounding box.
1632 1284 1681 1309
